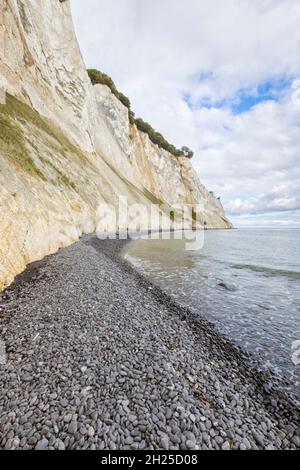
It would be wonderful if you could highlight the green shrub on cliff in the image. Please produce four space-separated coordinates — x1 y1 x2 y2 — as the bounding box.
87 68 194 159
134 118 182 156
129 110 136 125
117 92 131 109
88 69 114 89
87 69 131 110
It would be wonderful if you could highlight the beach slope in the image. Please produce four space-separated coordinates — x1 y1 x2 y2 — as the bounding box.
0 236 299 450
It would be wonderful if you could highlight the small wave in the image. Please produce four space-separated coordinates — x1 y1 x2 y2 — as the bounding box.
217 281 238 292
232 263 300 279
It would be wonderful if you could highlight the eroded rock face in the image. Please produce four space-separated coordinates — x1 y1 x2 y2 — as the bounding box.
0 0 232 289
94 85 231 228
0 0 96 151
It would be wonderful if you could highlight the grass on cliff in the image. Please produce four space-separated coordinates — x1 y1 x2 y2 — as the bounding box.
41 157 76 190
0 94 82 185
100 156 173 212
142 188 180 222
142 188 164 206
0 112 46 180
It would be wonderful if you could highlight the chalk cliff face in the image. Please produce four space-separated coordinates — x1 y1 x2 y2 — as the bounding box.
0 0 232 290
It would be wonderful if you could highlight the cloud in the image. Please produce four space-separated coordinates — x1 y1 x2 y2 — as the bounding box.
225 185 300 215
71 0 300 224
230 210 300 228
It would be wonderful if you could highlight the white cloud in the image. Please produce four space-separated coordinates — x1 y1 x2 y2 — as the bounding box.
230 211 300 228
71 0 300 224
225 186 300 215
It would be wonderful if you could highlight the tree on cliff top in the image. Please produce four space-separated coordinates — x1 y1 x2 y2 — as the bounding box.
181 146 194 159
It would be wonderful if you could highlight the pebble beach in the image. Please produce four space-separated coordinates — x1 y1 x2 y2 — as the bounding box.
0 236 299 450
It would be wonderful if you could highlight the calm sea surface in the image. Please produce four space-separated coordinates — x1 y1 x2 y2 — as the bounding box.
124 228 300 397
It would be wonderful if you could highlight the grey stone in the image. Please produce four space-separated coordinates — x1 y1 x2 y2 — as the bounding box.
160 436 170 450
68 421 78 435
35 438 49 451
222 441 231 451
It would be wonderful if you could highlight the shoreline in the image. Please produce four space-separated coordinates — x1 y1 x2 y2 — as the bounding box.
99 238 300 409
0 235 299 450
118 237 300 403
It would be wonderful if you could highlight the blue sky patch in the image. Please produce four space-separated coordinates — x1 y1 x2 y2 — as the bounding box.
183 76 293 114
231 77 292 114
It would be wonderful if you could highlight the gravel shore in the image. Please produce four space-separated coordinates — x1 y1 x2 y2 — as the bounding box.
0 236 299 450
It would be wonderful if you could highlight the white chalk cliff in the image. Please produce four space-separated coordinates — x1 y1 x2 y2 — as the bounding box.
0 0 232 290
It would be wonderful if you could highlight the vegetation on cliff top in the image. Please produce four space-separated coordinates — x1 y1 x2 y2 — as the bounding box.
88 69 131 110
87 68 194 159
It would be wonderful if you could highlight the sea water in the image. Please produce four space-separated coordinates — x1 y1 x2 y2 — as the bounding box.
125 228 300 397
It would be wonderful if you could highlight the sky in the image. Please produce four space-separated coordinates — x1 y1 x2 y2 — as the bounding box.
71 0 300 228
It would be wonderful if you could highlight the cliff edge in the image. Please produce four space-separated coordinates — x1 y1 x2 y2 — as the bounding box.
0 0 232 290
